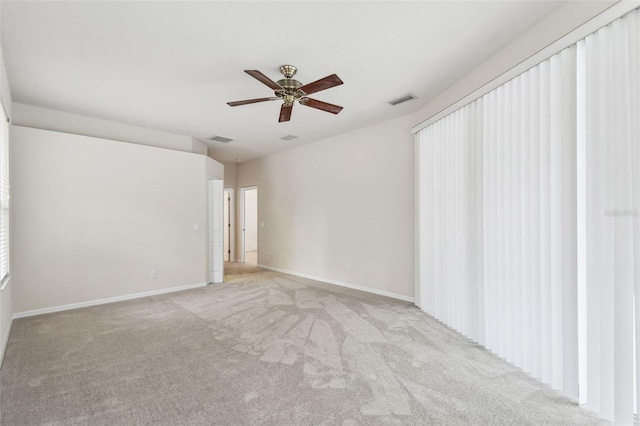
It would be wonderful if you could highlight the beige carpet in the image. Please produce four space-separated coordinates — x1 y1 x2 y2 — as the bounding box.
1 263 608 425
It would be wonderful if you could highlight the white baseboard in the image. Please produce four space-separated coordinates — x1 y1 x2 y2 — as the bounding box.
257 264 414 303
13 282 208 319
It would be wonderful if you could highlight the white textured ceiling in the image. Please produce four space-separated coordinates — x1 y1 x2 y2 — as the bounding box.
1 1 588 163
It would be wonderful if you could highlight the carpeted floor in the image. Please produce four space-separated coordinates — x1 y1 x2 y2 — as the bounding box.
1 263 608 425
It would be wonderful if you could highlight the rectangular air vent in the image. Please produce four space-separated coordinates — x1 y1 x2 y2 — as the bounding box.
388 93 417 106
281 135 298 141
208 135 234 143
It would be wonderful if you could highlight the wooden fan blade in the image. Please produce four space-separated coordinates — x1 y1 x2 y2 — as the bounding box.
245 70 283 91
298 74 343 95
300 98 343 114
279 104 293 122
227 97 278 107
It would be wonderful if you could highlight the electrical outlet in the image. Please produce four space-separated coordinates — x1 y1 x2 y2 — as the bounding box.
347 263 352 272
365 267 372 276
150 270 157 279
270 253 274 259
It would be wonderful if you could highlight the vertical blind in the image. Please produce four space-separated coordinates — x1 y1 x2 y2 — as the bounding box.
417 46 578 397
484 47 579 396
416 7 639 424
0 101 8 284
417 100 483 342
583 9 640 424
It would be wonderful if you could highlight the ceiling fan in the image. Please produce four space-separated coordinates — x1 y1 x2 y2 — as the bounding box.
227 65 344 123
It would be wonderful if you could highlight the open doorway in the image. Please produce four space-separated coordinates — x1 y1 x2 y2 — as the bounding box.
240 187 258 264
223 188 234 262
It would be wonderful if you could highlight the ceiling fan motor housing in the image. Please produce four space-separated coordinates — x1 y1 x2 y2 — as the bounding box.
275 78 303 93
275 65 304 100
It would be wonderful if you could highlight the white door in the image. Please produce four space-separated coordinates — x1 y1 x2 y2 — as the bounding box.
209 179 224 283
224 190 230 262
240 187 258 264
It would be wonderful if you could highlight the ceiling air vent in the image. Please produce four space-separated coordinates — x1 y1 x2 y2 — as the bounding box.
209 135 234 143
388 93 417 106
281 135 298 141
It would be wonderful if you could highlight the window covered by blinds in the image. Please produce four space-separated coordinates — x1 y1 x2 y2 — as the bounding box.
0 102 9 284
417 45 579 398
416 7 640 424
582 9 640 423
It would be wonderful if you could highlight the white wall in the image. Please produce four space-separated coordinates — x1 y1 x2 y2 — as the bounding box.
0 36 14 365
10 126 215 314
191 137 208 155
205 156 224 180
12 103 203 154
236 114 414 300
222 162 237 189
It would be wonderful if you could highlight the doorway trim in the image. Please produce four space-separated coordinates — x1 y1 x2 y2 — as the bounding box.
239 186 258 264
224 188 235 262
